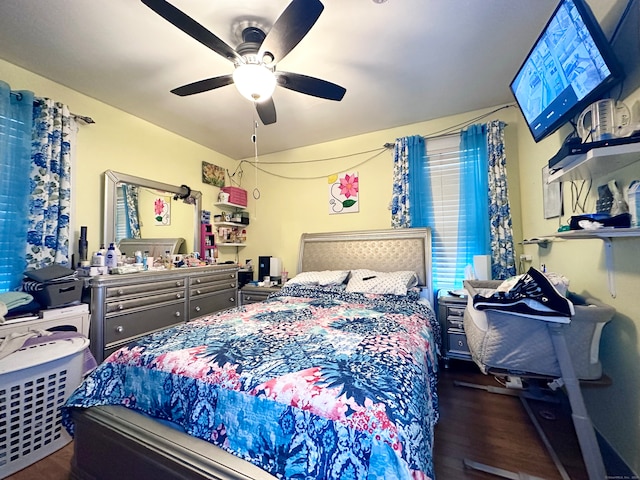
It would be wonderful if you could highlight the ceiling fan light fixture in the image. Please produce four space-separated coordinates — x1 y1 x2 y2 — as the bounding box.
233 64 276 103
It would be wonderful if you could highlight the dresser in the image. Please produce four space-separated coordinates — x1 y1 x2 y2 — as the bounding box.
89 265 238 363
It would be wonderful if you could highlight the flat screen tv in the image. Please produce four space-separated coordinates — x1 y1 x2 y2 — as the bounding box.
510 0 623 143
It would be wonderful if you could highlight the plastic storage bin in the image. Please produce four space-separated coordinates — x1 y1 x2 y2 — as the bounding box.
0 337 89 478
221 186 248 207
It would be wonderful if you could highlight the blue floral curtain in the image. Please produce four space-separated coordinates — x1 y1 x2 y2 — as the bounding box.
26 98 73 269
390 135 426 228
487 120 516 279
0 81 34 291
122 184 141 239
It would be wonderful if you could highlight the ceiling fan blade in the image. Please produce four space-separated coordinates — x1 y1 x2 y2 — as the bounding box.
256 98 277 125
275 72 346 101
258 0 324 64
142 0 241 63
170 75 234 96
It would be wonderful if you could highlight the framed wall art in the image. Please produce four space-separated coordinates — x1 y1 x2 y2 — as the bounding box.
328 171 359 214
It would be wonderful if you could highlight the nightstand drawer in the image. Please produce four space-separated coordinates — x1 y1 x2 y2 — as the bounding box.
448 331 470 355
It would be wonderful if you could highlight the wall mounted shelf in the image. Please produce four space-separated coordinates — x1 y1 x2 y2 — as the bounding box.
214 201 246 210
529 228 640 297
547 141 640 184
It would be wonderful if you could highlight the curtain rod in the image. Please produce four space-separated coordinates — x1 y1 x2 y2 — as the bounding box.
382 104 514 149
9 90 95 124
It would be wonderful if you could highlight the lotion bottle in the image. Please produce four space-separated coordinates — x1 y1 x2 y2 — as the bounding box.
105 243 118 269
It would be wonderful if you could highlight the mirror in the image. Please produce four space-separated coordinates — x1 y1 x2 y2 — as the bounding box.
103 170 202 255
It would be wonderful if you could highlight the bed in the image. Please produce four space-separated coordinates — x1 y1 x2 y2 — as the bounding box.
63 228 439 480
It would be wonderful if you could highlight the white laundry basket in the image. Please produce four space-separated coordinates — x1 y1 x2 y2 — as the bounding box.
0 336 89 478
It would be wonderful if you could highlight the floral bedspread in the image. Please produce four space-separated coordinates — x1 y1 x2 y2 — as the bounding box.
63 285 440 480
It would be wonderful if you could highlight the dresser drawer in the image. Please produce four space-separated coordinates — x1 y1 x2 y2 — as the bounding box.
104 301 185 345
105 290 186 314
105 279 185 299
190 271 237 287
189 289 237 319
189 278 237 297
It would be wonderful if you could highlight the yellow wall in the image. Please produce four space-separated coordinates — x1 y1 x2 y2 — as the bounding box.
516 83 640 473
0 58 235 255
236 105 524 276
3 56 640 473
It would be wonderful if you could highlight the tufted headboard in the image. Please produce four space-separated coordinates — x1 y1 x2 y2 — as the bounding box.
297 228 432 298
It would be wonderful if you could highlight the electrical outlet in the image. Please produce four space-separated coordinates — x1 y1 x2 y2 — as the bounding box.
519 254 532 262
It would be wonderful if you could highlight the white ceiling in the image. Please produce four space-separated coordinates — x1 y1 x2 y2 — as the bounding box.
0 0 603 160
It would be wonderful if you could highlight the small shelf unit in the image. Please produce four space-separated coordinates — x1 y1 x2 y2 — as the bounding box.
214 202 248 250
200 224 216 262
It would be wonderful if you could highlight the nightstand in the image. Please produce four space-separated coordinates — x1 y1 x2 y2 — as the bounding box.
437 295 472 366
239 285 281 305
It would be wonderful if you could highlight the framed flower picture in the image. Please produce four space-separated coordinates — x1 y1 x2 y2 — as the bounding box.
154 196 171 225
328 171 359 214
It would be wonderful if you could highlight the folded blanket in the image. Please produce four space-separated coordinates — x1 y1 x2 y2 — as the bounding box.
0 291 33 310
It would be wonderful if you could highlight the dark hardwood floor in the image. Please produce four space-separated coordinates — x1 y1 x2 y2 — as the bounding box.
434 360 587 479
5 360 588 480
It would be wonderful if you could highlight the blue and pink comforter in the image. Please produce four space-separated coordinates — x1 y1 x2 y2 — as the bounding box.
63 285 440 479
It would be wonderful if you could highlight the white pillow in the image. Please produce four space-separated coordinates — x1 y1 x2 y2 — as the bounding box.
285 270 350 286
345 269 418 296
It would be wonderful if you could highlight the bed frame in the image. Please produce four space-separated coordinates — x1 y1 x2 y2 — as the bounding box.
69 228 432 480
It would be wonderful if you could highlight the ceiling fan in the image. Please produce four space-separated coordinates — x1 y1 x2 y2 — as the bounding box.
142 0 347 125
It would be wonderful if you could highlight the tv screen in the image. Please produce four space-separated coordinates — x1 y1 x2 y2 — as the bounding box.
510 0 623 143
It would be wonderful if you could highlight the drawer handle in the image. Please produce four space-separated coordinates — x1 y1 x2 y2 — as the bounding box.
229 297 235 302
230 283 236 288
115 325 124 334
176 293 182 299
176 281 182 287
195 289 201 295
457 340 464 347
229 274 234 278
195 306 201 312
245 295 252 300
117 289 124 295
195 278 201 284
175 311 181 318
117 304 124 310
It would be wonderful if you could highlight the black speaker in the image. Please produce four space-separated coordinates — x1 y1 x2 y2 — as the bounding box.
258 256 271 281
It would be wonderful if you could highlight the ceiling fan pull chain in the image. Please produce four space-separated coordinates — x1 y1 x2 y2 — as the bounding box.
252 122 261 223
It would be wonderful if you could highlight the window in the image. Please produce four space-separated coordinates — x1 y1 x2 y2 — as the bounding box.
423 135 463 291
115 188 127 244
